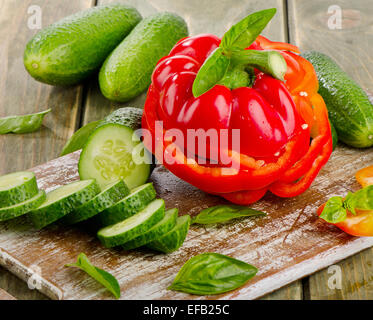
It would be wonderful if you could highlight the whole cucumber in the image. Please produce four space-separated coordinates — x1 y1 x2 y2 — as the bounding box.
99 12 188 102
24 4 142 86
302 51 373 148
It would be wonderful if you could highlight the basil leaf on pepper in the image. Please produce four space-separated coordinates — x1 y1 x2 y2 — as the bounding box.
168 253 257 295
319 196 347 223
221 8 276 51
319 185 373 224
65 253 121 299
192 47 230 97
0 109 51 134
344 185 373 214
192 204 265 225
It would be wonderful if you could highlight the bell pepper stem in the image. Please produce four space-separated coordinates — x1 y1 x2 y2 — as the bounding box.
231 50 287 81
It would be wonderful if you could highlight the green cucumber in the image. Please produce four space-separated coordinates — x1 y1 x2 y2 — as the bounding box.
78 123 151 190
147 215 191 253
24 4 142 86
29 179 99 229
330 121 338 150
97 199 165 248
302 51 373 148
98 182 156 227
62 180 130 225
0 191 46 222
99 12 188 102
121 208 178 250
0 171 38 207
100 107 143 129
60 107 144 156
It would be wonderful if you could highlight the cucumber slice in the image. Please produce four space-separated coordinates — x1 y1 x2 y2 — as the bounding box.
121 208 178 250
78 123 151 190
62 180 130 225
98 182 156 227
97 199 165 248
0 190 46 222
147 215 191 253
29 179 100 229
0 171 38 207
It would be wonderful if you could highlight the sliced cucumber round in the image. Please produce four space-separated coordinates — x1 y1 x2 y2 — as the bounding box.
97 198 165 248
0 171 38 207
147 215 191 253
0 190 46 222
98 182 156 227
121 208 178 250
62 180 130 225
29 179 100 229
78 123 151 190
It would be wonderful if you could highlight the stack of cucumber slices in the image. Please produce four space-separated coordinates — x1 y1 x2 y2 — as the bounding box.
0 172 45 222
0 170 190 254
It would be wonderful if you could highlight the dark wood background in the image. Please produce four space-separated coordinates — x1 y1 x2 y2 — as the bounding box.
0 0 372 300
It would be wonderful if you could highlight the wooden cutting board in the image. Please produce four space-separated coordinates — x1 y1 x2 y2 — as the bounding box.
0 145 372 300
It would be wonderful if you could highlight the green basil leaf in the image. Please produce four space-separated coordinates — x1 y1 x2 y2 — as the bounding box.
168 253 257 295
60 120 101 156
221 8 276 51
344 185 373 214
65 253 120 299
0 109 51 134
192 47 230 97
192 204 265 225
319 196 347 223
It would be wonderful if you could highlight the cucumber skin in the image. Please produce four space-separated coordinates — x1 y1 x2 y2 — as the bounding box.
98 183 156 227
24 4 142 86
121 208 178 250
0 191 46 222
100 107 143 130
330 121 338 150
62 180 130 225
99 12 188 102
97 199 165 248
0 172 38 207
147 215 191 254
302 51 373 148
29 180 100 229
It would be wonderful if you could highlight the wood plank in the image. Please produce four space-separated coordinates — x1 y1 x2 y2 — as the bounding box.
83 0 302 300
0 288 16 300
0 143 371 300
0 0 94 300
287 0 373 300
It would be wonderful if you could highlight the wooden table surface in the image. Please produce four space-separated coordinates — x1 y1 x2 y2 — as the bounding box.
0 0 371 300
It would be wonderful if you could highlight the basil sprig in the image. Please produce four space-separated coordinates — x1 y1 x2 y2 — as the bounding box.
65 253 121 299
319 185 373 224
221 8 276 51
169 253 258 295
192 204 265 225
60 120 101 156
192 8 286 97
0 108 51 134
192 48 230 97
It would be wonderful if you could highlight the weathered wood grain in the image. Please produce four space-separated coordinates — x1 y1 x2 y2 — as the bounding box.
0 0 94 300
0 288 16 300
0 144 371 300
288 0 373 300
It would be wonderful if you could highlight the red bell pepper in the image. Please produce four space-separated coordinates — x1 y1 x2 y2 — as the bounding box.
142 10 332 204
